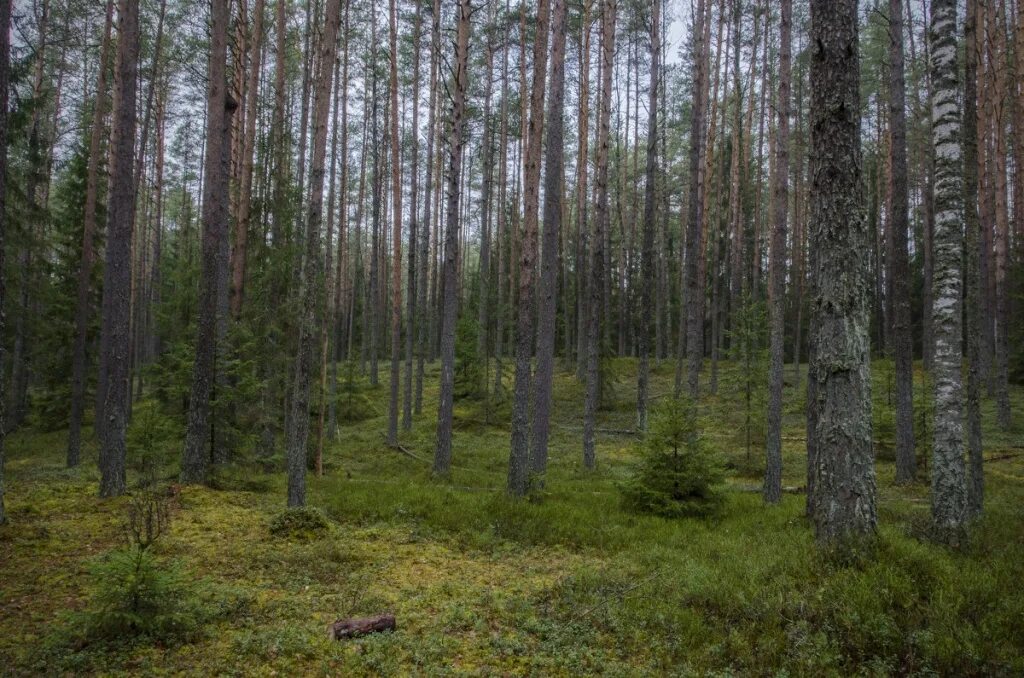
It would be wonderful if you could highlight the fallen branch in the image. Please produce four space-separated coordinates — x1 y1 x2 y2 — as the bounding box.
572 569 663 623
328 613 396 640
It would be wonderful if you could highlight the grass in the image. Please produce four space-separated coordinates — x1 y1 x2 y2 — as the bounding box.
1 359 1022 675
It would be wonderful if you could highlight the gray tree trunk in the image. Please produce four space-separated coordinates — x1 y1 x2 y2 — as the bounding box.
683 0 708 399
765 0 790 505
636 0 659 434
963 0 984 519
529 0 567 481
508 0 551 497
97 0 141 498
928 0 968 543
582 0 615 471
402 4 422 432
284 0 341 506
386 0 403 446
807 0 877 545
432 0 470 477
889 0 917 484
67 0 114 468
181 0 235 485
0 0 10 524
416 0 440 415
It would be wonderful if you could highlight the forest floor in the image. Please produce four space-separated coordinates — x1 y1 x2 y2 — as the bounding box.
1 359 1023 676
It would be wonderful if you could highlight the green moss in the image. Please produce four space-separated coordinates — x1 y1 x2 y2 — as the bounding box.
0 360 1022 675
269 506 332 541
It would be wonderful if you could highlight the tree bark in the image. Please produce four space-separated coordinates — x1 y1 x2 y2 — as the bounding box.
582 0 615 471
508 0 551 497
402 2 423 431
230 0 265 320
432 0 470 477
928 0 968 543
807 0 877 545
636 0 659 434
386 0 403 446
765 0 791 505
0 0 10 524
67 0 114 468
97 0 141 498
889 0 917 483
684 0 708 399
529 0 568 481
964 0 985 519
181 0 236 485
284 0 341 506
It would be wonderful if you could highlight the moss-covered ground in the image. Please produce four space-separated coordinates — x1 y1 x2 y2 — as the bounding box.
1 359 1022 675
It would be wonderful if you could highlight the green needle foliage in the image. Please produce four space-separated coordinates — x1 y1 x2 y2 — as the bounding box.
620 397 724 518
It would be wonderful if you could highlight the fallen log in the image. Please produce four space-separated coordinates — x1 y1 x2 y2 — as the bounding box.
328 613 396 640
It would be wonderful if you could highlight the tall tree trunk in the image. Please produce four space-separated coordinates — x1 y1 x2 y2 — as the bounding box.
889 0 917 483
964 0 985 519
402 1 422 431
928 0 968 543
97 0 141 498
807 0 877 545
0 0 10 524
284 0 341 506
990 0 1012 429
582 0 615 471
529 0 567 481
328 0 351 441
508 0 551 497
636 0 659 433
575 2 592 381
386 0 403 446
67 0 114 467
432 0 470 476
230 0 265 320
416 0 440 413
765 0 790 505
684 0 708 398
181 0 236 484
493 0 512 396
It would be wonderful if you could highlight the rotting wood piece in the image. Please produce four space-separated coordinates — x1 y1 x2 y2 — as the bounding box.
328 613 396 640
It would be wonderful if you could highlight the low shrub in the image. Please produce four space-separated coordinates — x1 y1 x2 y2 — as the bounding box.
619 397 724 518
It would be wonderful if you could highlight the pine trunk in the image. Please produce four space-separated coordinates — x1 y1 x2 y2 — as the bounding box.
97 0 141 498
807 0 877 545
765 0 791 505
432 0 470 477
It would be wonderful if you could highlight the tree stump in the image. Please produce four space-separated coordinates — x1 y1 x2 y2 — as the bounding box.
327 613 396 640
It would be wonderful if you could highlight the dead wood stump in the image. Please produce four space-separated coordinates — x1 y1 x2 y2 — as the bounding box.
327 613 396 640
